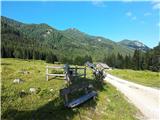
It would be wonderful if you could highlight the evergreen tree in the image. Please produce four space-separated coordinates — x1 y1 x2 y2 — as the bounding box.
74 56 84 65
84 55 93 63
46 52 57 64
116 53 124 68
132 49 141 70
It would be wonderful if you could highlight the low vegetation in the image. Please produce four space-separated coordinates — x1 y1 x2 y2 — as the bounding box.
108 69 160 88
1 58 138 120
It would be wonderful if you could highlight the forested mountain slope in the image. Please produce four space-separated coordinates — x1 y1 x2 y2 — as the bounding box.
1 16 134 62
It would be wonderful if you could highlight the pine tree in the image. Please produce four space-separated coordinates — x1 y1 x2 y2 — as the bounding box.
133 49 141 70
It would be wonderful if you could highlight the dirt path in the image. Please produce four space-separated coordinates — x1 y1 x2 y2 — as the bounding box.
104 74 160 120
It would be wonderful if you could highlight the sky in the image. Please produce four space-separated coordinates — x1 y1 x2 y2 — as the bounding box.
1 0 160 48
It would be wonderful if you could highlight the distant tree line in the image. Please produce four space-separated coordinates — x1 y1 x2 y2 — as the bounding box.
103 43 160 72
1 44 92 65
59 55 92 65
2 43 159 72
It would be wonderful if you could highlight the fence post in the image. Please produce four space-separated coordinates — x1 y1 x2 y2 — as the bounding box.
75 65 77 76
46 65 49 81
64 94 68 103
84 67 86 78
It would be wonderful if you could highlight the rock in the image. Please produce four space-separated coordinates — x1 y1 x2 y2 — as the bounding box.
48 98 52 102
29 88 36 93
107 98 111 102
19 90 27 97
22 90 25 92
29 87 41 94
13 78 24 84
24 71 30 74
50 89 54 92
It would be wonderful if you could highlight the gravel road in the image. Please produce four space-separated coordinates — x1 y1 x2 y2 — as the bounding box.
104 74 160 120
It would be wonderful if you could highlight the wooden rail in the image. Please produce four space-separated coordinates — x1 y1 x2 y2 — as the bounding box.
46 65 86 81
46 73 65 77
46 65 65 81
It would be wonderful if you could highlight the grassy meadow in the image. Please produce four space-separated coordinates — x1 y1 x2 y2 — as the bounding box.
108 69 160 88
1 58 139 120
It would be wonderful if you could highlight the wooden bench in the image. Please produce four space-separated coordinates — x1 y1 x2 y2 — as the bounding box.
60 82 97 108
66 91 97 108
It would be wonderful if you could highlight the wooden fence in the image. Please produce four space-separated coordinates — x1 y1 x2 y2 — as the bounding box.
46 65 86 81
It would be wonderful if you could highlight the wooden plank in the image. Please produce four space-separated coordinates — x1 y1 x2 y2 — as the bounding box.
66 91 97 108
60 82 89 96
46 66 64 69
47 73 65 77
70 67 85 70
46 67 49 81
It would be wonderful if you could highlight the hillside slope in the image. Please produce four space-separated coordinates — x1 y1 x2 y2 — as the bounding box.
1 16 134 61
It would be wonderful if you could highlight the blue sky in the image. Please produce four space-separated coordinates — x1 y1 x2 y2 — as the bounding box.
1 1 160 48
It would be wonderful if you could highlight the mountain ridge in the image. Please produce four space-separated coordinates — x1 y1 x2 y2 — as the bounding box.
118 39 150 51
2 16 147 62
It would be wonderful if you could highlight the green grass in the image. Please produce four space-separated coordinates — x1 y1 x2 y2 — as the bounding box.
1 58 138 120
108 69 160 88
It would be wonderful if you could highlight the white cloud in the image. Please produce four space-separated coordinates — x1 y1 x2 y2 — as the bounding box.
126 11 137 20
144 12 152 16
152 1 160 9
153 3 160 9
121 0 133 2
152 1 160 4
92 0 106 7
126 11 132 16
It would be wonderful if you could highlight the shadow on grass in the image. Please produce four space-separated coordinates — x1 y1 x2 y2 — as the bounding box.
71 77 108 92
2 77 107 120
48 76 65 81
2 96 97 120
1 62 12 65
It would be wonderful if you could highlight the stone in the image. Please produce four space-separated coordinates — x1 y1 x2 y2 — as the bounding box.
50 89 54 92
19 90 27 97
107 98 111 102
29 88 36 93
13 78 24 84
48 98 52 102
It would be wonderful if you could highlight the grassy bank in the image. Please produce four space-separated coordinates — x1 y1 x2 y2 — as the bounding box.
108 69 160 88
1 58 138 120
